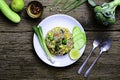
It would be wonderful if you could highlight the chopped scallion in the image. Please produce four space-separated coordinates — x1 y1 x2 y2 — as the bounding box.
33 26 55 63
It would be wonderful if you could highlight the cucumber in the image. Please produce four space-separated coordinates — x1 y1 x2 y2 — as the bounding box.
72 26 83 37
73 32 84 42
0 0 21 23
74 39 85 50
83 32 86 43
72 30 82 37
73 26 82 33
73 32 86 42
72 26 86 50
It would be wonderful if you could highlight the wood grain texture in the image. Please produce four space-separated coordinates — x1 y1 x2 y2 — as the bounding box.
0 0 120 80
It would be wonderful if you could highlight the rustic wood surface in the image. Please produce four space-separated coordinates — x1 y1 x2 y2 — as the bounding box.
0 0 120 80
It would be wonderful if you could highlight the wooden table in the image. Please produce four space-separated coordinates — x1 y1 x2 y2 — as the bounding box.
0 0 120 80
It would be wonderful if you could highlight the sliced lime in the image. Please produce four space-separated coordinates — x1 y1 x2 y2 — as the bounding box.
69 49 81 60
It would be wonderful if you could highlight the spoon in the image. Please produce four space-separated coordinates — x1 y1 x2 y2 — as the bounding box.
78 37 102 74
84 38 112 77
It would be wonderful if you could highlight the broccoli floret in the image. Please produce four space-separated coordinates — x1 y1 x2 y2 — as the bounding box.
88 0 120 26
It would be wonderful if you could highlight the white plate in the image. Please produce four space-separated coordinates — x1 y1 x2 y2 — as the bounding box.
33 14 86 67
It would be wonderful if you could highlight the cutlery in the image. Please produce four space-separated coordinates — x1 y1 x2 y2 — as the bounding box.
84 38 112 77
78 37 102 74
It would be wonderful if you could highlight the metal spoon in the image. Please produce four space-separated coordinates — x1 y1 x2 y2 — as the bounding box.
84 38 112 77
78 37 102 74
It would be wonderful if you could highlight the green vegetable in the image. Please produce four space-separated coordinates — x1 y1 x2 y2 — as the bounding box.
88 0 120 26
33 26 54 63
48 34 54 41
0 0 21 23
55 44 60 51
65 0 87 13
72 26 86 50
60 0 87 13
62 38 67 45
73 33 84 42
74 39 85 50
60 0 69 10
61 0 79 10
50 0 63 11
50 0 87 13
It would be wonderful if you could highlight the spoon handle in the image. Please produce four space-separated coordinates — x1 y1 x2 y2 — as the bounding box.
78 48 95 74
84 50 103 77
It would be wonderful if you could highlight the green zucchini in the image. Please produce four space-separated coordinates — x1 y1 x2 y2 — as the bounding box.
0 0 21 23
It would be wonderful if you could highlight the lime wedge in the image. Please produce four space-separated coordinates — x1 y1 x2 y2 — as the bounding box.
69 49 81 60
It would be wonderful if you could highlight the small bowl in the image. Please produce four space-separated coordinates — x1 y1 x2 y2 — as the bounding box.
26 1 43 19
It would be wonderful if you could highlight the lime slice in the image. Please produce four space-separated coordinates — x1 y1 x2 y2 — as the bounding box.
69 49 81 60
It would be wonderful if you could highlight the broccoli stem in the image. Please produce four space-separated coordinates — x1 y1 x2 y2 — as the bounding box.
112 0 120 6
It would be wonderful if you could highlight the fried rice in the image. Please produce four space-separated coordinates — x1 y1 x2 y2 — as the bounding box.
45 27 73 55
